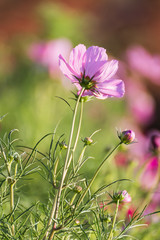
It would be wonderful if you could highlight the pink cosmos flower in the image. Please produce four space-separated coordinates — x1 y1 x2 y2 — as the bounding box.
59 44 125 99
126 45 160 85
140 156 159 190
113 190 132 203
28 38 72 78
121 190 132 203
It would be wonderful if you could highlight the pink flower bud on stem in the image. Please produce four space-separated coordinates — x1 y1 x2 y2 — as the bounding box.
118 130 136 145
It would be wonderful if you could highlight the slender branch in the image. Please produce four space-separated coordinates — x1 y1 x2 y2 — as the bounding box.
107 199 119 240
76 142 122 208
44 191 58 238
10 182 15 236
67 99 84 171
45 88 84 240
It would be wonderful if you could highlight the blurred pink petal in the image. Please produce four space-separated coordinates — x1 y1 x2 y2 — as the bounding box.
28 38 72 78
99 201 108 211
140 156 159 190
59 44 125 99
144 202 159 224
126 45 160 85
121 190 132 203
126 206 136 222
126 79 155 125
151 184 160 207
147 130 160 153
115 152 128 167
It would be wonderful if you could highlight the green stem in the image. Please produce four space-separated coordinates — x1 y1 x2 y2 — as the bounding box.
53 155 60 187
68 99 84 171
70 193 77 206
76 142 121 208
75 146 86 173
107 199 119 240
47 88 84 240
44 191 58 239
10 182 15 236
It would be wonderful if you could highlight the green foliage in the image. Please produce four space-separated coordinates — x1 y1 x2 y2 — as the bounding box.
0 121 159 239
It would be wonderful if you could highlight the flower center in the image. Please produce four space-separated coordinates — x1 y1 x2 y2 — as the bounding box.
80 74 95 90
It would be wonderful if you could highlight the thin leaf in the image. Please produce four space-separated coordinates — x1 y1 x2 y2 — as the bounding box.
55 96 73 111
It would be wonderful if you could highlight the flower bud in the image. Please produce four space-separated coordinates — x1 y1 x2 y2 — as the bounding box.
112 190 131 203
120 190 132 203
75 220 80 225
82 137 93 146
74 185 82 193
100 214 112 222
13 152 21 163
118 130 135 145
59 141 68 150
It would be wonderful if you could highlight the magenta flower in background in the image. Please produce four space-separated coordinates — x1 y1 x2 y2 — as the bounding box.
148 130 160 153
144 202 160 224
140 156 159 190
126 79 155 125
151 184 160 207
126 206 135 221
59 44 125 99
28 38 72 78
126 45 160 85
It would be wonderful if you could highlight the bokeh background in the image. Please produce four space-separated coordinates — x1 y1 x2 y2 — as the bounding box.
0 0 160 238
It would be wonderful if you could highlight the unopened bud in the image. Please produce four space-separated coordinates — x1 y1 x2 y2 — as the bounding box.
112 190 131 203
100 214 112 223
59 141 68 150
13 152 21 163
74 185 82 193
82 137 93 146
118 130 135 145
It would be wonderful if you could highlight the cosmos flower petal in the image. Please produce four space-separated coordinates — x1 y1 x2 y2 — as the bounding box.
84 46 108 63
84 60 107 79
69 44 86 75
97 79 125 98
78 89 94 97
95 60 119 81
59 54 79 83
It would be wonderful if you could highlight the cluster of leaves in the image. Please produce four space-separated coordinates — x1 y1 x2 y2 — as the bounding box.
0 124 155 240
